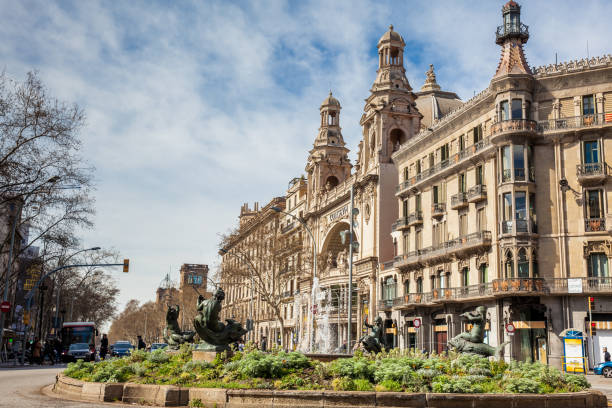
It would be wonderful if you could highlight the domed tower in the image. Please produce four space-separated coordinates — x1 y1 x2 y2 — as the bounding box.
358 25 420 172
305 92 352 202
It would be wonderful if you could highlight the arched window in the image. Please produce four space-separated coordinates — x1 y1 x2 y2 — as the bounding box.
518 248 529 277
325 176 339 190
505 250 514 278
390 128 406 151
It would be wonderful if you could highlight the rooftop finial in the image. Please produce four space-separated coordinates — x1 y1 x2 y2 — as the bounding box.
420 64 441 92
389 24 394 31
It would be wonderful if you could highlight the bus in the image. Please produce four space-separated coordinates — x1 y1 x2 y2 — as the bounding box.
60 322 98 361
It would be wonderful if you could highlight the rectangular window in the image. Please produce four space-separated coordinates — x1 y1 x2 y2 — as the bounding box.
403 233 409 253
404 167 410 181
415 194 422 212
416 160 421 174
515 192 527 220
511 99 523 119
416 278 423 293
513 145 525 180
429 153 435 168
587 189 604 218
583 95 595 115
462 268 469 286
479 264 488 284
459 173 466 193
459 134 465 151
500 100 510 121
473 125 483 144
476 165 483 185
433 185 439 204
501 146 512 182
477 208 486 231
583 141 600 164
588 254 609 278
402 200 409 217
459 213 468 236
525 101 531 120
503 193 513 221
415 229 422 250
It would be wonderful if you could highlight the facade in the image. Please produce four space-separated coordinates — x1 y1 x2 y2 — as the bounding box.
219 1 612 366
388 1 612 368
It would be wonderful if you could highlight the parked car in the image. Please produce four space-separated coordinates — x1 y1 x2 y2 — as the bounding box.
111 341 133 357
150 343 168 351
65 343 95 362
594 361 612 377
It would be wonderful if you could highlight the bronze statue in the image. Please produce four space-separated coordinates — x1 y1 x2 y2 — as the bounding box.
359 316 385 354
163 305 195 349
448 306 508 357
193 287 247 351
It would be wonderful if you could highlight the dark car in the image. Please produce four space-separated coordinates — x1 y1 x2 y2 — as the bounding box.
594 361 612 377
150 343 168 351
65 343 95 362
111 341 133 357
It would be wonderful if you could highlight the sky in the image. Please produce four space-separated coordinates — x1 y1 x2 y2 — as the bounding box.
1 0 611 321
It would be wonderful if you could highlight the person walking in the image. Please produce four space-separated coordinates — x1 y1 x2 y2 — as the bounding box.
100 334 109 360
43 339 55 365
604 346 611 362
32 338 42 365
137 335 146 350
261 336 267 352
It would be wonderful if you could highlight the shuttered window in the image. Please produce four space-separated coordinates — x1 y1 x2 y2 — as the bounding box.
604 92 612 113
538 100 553 121
560 97 574 118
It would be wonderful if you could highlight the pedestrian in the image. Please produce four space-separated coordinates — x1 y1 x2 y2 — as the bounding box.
32 338 42 365
261 336 267 352
43 339 55 365
54 337 63 362
604 347 611 362
137 335 146 350
100 334 109 360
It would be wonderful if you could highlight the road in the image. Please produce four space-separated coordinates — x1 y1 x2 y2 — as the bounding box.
0 365 133 408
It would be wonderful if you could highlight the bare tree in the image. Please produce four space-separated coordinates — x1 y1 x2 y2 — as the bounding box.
0 71 94 296
107 300 165 345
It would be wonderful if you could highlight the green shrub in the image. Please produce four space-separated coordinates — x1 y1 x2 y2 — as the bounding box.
129 349 148 362
504 377 541 393
563 374 590 392
353 378 374 391
331 377 355 391
329 357 375 380
148 349 170 364
375 379 402 392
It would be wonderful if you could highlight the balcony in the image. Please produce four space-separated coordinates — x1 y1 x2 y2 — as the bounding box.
491 278 545 295
490 119 538 143
432 203 446 218
585 218 606 233
500 220 537 235
451 192 468 210
281 222 296 234
467 184 487 202
393 293 428 308
378 299 394 310
391 217 410 232
396 138 493 197
547 277 612 295
394 231 492 270
495 22 529 44
407 211 423 226
577 163 607 186
538 113 612 135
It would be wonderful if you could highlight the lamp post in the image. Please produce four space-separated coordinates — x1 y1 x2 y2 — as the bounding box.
53 247 101 332
271 206 318 352
339 186 359 353
0 176 63 349
219 248 256 342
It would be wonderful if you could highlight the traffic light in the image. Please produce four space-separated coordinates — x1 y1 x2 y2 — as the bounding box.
591 321 597 336
123 259 129 273
589 297 596 310
23 312 29 325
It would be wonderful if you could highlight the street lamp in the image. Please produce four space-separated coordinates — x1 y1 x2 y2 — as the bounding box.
53 246 101 329
219 248 256 342
271 206 318 352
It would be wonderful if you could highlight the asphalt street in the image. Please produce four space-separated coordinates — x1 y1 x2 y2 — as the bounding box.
0 365 133 408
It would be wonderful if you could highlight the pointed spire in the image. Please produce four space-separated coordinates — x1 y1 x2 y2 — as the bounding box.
493 1 531 78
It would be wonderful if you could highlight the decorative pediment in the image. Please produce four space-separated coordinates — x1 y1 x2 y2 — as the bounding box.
583 240 612 257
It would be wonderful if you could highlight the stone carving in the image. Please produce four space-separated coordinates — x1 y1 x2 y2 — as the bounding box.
583 240 612 257
163 305 195 349
359 316 385 353
448 306 508 358
532 54 612 77
193 288 247 352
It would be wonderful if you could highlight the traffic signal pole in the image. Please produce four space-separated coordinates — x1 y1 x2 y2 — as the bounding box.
589 296 595 368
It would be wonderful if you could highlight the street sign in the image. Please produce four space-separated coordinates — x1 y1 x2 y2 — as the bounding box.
0 301 10 313
413 318 421 329
506 323 515 334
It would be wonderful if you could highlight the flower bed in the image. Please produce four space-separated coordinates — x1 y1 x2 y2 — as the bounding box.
63 345 590 394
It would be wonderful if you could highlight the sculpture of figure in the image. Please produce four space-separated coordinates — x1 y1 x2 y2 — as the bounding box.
163 305 195 349
426 64 436 83
448 306 509 358
193 287 247 352
326 252 336 269
359 316 385 354
337 248 348 269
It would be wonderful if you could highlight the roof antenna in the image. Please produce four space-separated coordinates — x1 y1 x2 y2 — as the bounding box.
555 52 558 65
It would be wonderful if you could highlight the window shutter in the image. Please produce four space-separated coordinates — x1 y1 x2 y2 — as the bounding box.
538 100 553 121
560 98 574 118
604 92 612 114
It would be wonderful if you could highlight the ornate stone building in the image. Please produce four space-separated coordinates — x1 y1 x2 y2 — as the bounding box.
388 1 612 368
220 1 612 365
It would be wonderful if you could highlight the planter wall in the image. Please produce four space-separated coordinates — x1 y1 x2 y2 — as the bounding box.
54 374 608 408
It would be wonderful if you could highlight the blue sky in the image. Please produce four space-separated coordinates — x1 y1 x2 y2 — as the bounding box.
1 0 611 322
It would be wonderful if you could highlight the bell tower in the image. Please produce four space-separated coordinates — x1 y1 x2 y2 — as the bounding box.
493 1 531 79
358 25 420 173
306 92 352 203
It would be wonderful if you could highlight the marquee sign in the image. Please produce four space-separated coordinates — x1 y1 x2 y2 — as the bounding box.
328 205 349 223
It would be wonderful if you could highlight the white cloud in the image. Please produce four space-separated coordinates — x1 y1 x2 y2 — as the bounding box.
1 0 610 325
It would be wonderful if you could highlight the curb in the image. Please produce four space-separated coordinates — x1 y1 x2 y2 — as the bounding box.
54 373 609 408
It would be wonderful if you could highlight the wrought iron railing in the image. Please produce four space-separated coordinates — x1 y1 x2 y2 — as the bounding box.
451 192 468 208
585 218 606 232
538 113 612 132
492 277 545 293
467 184 487 201
391 217 410 232
281 222 295 234
496 22 529 42
432 203 446 216
577 163 606 178
407 211 423 225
